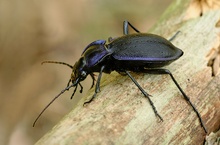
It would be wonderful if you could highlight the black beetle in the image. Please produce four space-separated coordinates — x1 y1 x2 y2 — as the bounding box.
33 21 207 133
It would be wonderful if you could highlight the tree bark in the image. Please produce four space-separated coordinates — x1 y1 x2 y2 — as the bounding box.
36 0 220 145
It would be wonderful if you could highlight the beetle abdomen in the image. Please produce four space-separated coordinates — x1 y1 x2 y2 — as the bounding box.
109 33 183 62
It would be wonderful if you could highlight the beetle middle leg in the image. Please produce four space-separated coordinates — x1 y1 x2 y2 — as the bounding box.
124 70 163 122
84 65 105 105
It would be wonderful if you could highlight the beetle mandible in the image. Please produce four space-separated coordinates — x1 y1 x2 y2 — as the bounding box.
33 21 207 133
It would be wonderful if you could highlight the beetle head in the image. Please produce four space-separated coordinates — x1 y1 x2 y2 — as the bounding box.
71 57 88 84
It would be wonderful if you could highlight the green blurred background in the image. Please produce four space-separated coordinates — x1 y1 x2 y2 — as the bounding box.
0 0 173 144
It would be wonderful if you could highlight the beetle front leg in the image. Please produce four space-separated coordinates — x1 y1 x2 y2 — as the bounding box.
90 73 96 89
123 20 140 35
125 70 163 122
84 65 105 105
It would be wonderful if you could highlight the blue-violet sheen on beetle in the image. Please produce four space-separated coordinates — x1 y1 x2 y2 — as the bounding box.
33 21 207 134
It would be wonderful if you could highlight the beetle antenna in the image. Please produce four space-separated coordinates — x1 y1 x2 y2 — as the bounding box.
42 61 73 69
33 83 76 127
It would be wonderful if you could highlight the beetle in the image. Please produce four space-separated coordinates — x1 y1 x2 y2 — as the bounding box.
33 21 207 133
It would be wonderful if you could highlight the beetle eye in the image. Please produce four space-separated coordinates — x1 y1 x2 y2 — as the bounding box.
81 71 87 77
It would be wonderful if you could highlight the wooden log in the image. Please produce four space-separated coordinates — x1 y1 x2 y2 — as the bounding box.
36 0 220 144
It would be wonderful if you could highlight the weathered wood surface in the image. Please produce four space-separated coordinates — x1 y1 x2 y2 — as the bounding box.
36 0 220 145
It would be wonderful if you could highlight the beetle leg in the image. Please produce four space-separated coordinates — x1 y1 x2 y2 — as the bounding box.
70 83 83 100
70 84 78 99
84 65 105 105
124 70 164 122
142 68 207 133
90 73 96 89
123 20 140 35
79 83 83 93
169 31 181 41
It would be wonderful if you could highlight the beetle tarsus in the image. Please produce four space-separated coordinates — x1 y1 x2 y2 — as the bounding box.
83 93 97 105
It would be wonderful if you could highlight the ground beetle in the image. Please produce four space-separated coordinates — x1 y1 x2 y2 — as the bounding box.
33 21 207 133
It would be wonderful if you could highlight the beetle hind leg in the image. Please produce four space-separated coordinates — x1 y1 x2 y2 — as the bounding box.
123 20 140 35
142 68 207 133
169 31 181 41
